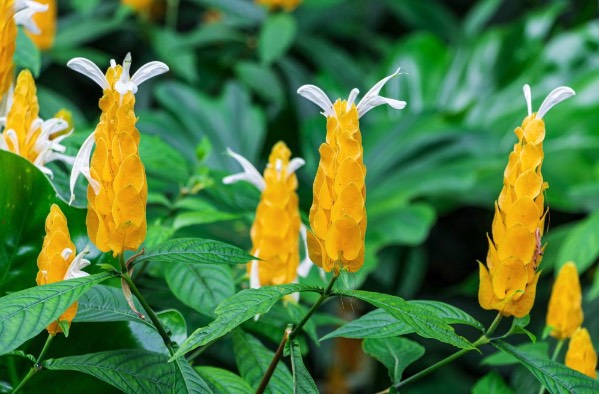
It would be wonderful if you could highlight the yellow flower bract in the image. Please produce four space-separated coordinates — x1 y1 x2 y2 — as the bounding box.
0 0 16 101
307 100 366 273
565 328 598 379
122 0 153 13
546 262 583 340
87 64 147 256
256 0 301 12
478 114 547 318
249 141 301 285
36 204 78 335
26 0 55 50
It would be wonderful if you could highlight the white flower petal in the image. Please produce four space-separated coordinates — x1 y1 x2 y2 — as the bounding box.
5 129 20 154
38 164 53 178
25 118 43 145
131 61 170 87
13 1 47 34
537 86 575 120
286 157 305 178
523 84 532 117
249 259 261 290
357 67 406 118
67 58 110 91
70 132 100 205
297 84 335 117
346 88 360 112
0 134 8 150
223 148 265 191
64 246 91 280
297 224 313 278
61 248 73 260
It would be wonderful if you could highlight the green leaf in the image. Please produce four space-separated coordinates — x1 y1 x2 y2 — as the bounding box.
235 61 284 104
74 285 152 329
173 357 214 394
363 337 425 384
165 263 234 317
412 300 484 330
482 342 549 367
492 341 599 394
506 315 536 343
171 284 321 360
136 238 253 266
139 135 190 186
233 330 293 393
2 350 35 363
173 211 240 230
14 28 41 76
195 366 253 394
259 14 297 65
0 272 114 355
334 290 474 349
158 309 188 346
45 349 211 394
289 340 318 394
321 308 413 341
555 211 599 273
472 371 514 394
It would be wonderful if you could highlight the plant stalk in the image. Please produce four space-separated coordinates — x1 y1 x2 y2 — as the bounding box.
255 325 293 394
537 339 565 394
12 333 55 394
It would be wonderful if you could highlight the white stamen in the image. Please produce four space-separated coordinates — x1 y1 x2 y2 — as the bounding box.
297 225 313 278
536 86 575 120
275 159 283 173
70 131 100 205
286 157 305 178
297 85 335 117
249 258 261 290
61 248 73 260
64 246 91 280
67 58 110 91
346 88 360 112
110 59 116 68
223 148 266 191
356 67 406 118
523 84 532 117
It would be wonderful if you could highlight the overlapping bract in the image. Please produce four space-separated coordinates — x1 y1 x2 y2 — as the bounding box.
36 204 89 335
86 64 148 256
249 142 302 286
307 101 366 273
565 328 598 379
0 0 17 104
26 0 55 50
546 262 583 340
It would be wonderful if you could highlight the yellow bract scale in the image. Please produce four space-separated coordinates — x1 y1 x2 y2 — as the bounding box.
565 328 597 379
479 113 548 318
248 141 301 286
87 64 147 256
307 100 366 273
0 0 16 101
36 204 78 335
255 0 301 12
546 262 583 340
26 0 55 50
2 70 41 162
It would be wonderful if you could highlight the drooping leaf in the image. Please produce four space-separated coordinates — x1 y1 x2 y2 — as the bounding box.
165 263 235 317
412 300 484 330
171 284 321 360
492 341 599 394
195 367 253 394
173 357 214 394
334 290 474 349
289 340 318 394
0 272 114 355
136 238 253 266
321 308 412 341
259 14 297 65
363 337 425 384
555 211 599 273
233 330 293 393
472 371 514 394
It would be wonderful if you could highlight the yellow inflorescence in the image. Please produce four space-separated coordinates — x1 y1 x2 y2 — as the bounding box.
122 0 153 13
546 262 583 340
307 100 366 273
0 0 16 102
565 328 598 378
26 0 55 50
255 0 301 12
249 141 301 286
36 204 79 335
2 69 41 162
478 114 548 318
87 64 147 256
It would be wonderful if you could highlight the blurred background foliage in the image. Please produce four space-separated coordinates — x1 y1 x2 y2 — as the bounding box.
2 0 599 392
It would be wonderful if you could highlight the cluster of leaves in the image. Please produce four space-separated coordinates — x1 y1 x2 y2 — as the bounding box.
2 0 599 393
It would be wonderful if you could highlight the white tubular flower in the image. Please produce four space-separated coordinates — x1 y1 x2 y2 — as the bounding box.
64 246 91 280
13 0 48 35
69 131 100 204
523 84 575 119
297 68 406 119
297 224 313 278
222 148 266 191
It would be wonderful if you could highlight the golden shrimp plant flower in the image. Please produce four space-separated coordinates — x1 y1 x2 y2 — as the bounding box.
478 84 575 318
224 142 311 299
297 69 406 273
25 0 55 50
37 204 90 335
67 53 168 256
0 0 48 113
565 328 597 379
0 69 73 176
546 262 583 340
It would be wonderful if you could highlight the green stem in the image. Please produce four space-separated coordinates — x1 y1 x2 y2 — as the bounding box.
121 272 175 356
12 334 55 394
256 272 339 394
537 339 565 394
394 312 503 391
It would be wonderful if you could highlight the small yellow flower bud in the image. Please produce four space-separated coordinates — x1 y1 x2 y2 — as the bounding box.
565 328 597 379
546 262 583 340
